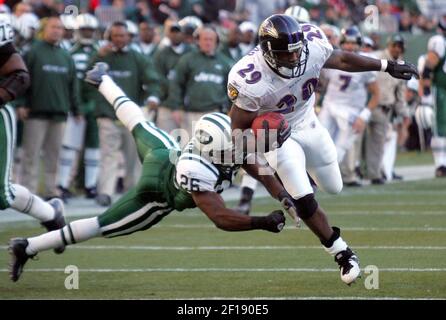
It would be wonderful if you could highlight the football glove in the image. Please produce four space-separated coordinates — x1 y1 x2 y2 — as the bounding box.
85 62 110 88
262 118 291 151
385 60 419 80
251 210 285 233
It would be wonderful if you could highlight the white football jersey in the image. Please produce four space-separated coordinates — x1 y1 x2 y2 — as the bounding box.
228 24 333 126
175 143 239 194
323 53 377 111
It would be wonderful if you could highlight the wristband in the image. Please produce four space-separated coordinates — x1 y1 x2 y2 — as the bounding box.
251 216 266 230
359 108 372 122
380 59 388 72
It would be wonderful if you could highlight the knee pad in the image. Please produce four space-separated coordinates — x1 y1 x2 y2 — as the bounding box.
293 194 318 219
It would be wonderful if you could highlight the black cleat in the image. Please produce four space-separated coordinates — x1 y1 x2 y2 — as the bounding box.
435 166 446 178
41 198 66 254
85 186 97 199
57 185 73 203
234 187 253 215
96 194 112 207
344 181 362 187
335 247 361 285
392 172 403 180
371 178 386 185
8 238 35 282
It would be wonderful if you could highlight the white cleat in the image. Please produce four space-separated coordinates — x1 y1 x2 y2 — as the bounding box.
334 248 361 285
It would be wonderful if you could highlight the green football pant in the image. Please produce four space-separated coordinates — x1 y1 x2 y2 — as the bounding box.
97 121 179 238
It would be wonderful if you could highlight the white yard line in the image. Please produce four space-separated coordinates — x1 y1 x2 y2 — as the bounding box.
150 225 446 231
0 267 445 272
1 245 446 250
176 296 444 300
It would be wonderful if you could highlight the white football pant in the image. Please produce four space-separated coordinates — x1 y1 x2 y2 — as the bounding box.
265 112 342 199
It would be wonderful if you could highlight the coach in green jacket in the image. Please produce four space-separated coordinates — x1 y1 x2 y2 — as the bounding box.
89 21 161 206
165 26 231 146
20 16 79 199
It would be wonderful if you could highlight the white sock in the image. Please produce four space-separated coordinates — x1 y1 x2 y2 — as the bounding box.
99 75 145 131
10 184 55 222
84 148 100 189
431 137 446 167
241 174 258 190
26 217 100 255
58 147 77 188
381 130 397 180
117 151 125 178
324 237 348 256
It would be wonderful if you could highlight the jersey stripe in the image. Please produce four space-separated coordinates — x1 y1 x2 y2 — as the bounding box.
140 122 174 149
146 121 179 149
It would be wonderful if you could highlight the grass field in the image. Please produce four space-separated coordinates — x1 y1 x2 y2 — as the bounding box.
0 178 445 299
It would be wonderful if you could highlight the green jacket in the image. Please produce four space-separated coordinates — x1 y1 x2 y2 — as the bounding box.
165 50 232 112
90 47 160 119
152 43 192 105
23 40 79 120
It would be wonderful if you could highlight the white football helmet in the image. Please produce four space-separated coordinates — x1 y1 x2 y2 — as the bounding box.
125 20 138 38
415 104 434 130
192 112 239 165
13 13 39 40
76 13 99 30
178 15 203 34
285 5 310 23
60 14 77 30
75 13 98 45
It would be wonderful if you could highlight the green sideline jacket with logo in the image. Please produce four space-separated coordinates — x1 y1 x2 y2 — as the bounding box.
152 43 193 105
23 40 79 120
164 50 232 112
90 48 160 119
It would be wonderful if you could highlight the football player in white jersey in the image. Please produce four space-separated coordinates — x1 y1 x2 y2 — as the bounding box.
319 26 379 164
228 14 418 284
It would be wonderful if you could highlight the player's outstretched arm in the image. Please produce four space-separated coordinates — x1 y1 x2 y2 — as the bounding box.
192 190 285 233
323 49 419 80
